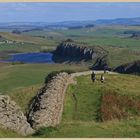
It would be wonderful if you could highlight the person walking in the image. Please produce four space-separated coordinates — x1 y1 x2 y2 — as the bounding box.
91 71 96 82
100 74 105 83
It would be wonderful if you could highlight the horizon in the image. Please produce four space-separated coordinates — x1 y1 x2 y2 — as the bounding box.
0 2 140 23
0 16 140 24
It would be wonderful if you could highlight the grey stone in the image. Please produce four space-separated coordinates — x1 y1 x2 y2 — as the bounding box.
0 95 34 136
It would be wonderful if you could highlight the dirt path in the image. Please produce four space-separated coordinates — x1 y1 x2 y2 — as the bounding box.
68 70 118 119
70 70 118 78
71 92 78 112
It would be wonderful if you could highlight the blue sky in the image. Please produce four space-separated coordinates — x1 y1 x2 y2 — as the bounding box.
0 2 140 22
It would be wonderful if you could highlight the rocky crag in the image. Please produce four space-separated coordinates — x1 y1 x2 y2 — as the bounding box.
114 60 140 74
53 41 106 61
0 95 34 136
27 72 74 129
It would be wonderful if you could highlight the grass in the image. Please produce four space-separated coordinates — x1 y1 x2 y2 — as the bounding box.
0 25 140 137
0 63 87 94
8 84 41 114
0 32 47 45
33 118 140 138
0 43 41 53
34 73 140 138
0 62 87 116
0 127 21 138
0 71 140 138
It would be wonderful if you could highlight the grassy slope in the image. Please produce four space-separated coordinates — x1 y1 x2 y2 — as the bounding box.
34 74 140 138
0 32 59 54
0 63 87 137
0 25 140 137
0 32 47 45
0 69 140 138
0 43 41 53
0 63 87 111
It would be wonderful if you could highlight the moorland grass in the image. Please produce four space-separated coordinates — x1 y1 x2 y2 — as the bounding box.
34 74 140 138
0 63 87 93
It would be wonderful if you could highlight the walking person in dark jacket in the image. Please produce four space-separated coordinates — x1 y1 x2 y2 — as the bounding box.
91 71 96 82
100 74 105 83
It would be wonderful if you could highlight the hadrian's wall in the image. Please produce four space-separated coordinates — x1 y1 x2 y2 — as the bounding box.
27 72 74 129
0 72 74 135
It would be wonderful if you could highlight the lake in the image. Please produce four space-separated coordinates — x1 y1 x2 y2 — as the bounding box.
3 52 54 63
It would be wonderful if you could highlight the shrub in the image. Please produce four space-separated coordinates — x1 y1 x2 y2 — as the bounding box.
99 89 140 121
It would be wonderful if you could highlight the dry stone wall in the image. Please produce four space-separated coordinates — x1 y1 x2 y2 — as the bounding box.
0 95 34 136
27 72 73 129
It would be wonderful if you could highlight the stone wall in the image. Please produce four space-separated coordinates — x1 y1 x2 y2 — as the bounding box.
27 72 73 129
0 95 34 136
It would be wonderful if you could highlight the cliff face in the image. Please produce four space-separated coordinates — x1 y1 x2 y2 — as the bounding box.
53 42 98 62
53 41 109 70
114 60 140 74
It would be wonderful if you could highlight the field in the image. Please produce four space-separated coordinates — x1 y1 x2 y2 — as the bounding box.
0 25 140 67
0 72 140 138
22 25 140 67
0 24 140 137
0 63 87 113
33 74 140 138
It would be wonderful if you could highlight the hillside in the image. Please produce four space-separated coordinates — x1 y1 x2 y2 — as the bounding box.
0 71 140 137
0 32 47 45
32 73 140 138
0 21 140 138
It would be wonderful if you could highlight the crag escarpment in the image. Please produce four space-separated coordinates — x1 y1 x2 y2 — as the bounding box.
53 41 109 70
114 60 140 74
0 95 34 136
27 72 73 129
53 42 103 62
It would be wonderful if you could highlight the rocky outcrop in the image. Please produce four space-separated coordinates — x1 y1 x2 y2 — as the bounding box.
90 55 111 70
0 95 34 136
27 72 73 129
114 60 140 74
53 42 100 62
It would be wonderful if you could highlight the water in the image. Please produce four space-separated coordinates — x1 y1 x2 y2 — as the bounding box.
3 52 54 63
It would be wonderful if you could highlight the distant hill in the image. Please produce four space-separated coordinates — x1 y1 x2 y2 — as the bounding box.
1 17 140 30
95 17 140 26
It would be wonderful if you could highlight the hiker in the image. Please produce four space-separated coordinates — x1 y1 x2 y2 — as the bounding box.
100 74 105 83
91 71 96 82
104 65 108 73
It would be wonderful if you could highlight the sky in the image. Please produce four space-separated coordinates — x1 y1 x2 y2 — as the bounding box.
0 2 140 23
